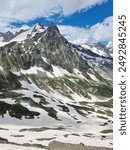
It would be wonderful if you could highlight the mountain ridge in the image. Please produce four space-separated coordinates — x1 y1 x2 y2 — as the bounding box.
0 23 113 148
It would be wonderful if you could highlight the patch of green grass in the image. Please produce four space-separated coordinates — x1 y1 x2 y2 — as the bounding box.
95 99 113 108
79 101 89 105
95 84 113 97
63 77 90 98
0 72 21 90
95 71 105 82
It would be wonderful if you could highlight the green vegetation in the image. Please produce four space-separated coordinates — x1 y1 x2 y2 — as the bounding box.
79 101 89 105
0 91 23 99
95 71 106 82
94 84 113 97
0 72 21 90
0 101 40 119
63 77 90 98
95 99 113 108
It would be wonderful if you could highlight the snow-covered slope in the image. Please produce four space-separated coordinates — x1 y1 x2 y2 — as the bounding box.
10 23 45 42
0 79 113 148
0 42 8 47
81 42 112 58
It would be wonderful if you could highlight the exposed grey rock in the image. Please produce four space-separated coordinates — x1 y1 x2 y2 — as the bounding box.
48 141 113 150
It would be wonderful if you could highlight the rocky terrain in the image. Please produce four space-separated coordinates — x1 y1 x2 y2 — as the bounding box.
0 23 113 149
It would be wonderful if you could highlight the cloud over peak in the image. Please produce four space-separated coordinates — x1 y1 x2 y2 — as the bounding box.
0 0 112 45
58 16 113 45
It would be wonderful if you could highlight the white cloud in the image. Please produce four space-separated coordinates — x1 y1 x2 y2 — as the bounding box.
58 16 113 44
0 0 112 45
56 0 107 16
0 0 107 32
0 0 107 21
0 19 19 33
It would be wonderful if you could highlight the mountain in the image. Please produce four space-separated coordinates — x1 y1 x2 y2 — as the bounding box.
0 31 14 42
76 43 113 80
10 23 45 42
0 23 113 149
81 42 112 58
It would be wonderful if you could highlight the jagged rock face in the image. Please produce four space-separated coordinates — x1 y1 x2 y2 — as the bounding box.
0 23 89 73
0 31 14 42
92 42 112 58
0 23 112 99
76 45 113 70
0 23 113 97
15 29 28 37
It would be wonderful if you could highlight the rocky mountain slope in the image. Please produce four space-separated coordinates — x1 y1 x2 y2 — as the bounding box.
0 23 113 149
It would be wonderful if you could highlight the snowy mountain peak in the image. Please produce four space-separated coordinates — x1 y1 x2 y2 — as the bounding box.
0 31 14 42
106 41 113 50
81 42 112 58
9 23 45 42
47 22 60 33
33 23 44 29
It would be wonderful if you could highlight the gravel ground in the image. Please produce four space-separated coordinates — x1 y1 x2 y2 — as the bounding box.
48 141 113 150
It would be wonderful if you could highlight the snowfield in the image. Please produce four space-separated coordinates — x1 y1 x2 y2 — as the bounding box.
0 144 44 150
0 80 113 148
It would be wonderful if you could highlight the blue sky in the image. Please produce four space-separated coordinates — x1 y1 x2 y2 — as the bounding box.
11 0 112 28
0 0 113 45
59 0 113 27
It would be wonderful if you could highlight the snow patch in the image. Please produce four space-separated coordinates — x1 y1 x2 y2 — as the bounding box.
0 66 3 71
42 57 48 63
0 42 8 47
52 66 71 77
20 66 54 78
88 73 99 82
0 144 45 150
73 69 86 80
10 25 45 42
81 44 109 57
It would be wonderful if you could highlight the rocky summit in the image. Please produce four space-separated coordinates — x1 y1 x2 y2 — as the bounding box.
0 23 113 149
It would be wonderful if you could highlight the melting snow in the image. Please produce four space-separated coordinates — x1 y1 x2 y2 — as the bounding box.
20 66 54 78
52 66 71 77
81 44 108 57
88 73 99 82
0 144 44 150
0 66 3 71
73 69 86 80
0 42 8 47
